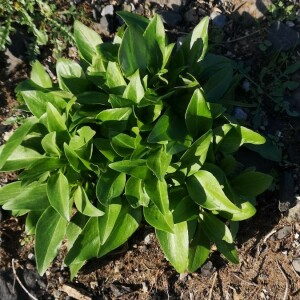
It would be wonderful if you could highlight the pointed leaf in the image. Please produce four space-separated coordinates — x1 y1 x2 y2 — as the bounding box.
123 70 145 103
47 172 70 221
156 222 189 273
30 60 52 88
117 11 149 32
125 177 150 208
109 159 149 179
35 207 67 275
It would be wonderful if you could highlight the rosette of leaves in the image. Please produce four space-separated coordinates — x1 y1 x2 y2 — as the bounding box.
0 12 273 277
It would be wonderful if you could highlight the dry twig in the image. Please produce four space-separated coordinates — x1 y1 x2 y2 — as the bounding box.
208 272 218 300
232 272 258 286
276 260 289 300
11 259 38 300
60 284 92 300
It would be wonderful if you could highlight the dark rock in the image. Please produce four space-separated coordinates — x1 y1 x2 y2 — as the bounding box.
184 8 199 24
149 0 186 11
292 257 300 273
5 49 23 76
0 271 27 300
210 11 227 28
276 226 292 240
101 5 114 16
159 11 182 28
268 21 300 51
279 171 296 212
200 260 215 277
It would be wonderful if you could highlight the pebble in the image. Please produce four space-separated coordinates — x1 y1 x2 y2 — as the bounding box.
210 11 227 28
287 201 300 223
159 11 182 28
292 257 300 273
276 226 292 240
101 5 114 16
234 107 248 121
28 253 35 261
200 260 215 277
144 233 154 245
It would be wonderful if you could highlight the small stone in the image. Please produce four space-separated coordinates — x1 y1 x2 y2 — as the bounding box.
295 233 299 240
286 21 295 27
144 233 154 245
234 107 248 121
159 11 182 28
287 201 300 222
276 226 292 240
121 3 132 12
292 257 300 273
101 5 114 16
210 11 227 28
200 260 215 277
242 79 251 92
149 0 186 11
4 49 23 76
94 16 111 36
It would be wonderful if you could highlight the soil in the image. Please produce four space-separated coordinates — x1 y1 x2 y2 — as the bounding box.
1 1 300 299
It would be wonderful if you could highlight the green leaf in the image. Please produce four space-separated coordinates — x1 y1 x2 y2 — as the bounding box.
94 138 118 162
109 159 149 179
117 11 149 32
98 205 142 258
186 170 241 214
47 172 70 221
97 107 132 122
106 62 127 95
41 132 61 156
188 225 210 272
0 145 43 171
123 70 145 103
76 91 109 106
239 126 266 145
119 26 149 77
199 210 233 244
74 20 102 63
146 146 172 181
125 177 150 207
156 222 189 273
230 171 273 197
0 116 38 169
73 186 104 217
96 43 119 62
214 239 239 264
111 133 136 157
143 14 165 72
144 174 169 214
25 211 43 235
46 102 68 132
65 217 101 265
2 183 49 210
245 140 282 162
35 207 67 275
185 88 212 138
144 203 174 233
96 169 126 205
30 60 52 88
172 195 199 223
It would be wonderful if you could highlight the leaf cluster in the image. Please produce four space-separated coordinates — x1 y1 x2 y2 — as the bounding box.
0 12 273 277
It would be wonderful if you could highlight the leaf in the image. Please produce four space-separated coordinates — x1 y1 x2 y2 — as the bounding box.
123 70 145 103
245 140 282 162
25 211 43 235
172 195 199 223
146 146 172 181
144 174 169 214
94 138 118 162
109 159 149 179
46 102 68 132
41 132 61 156
65 217 101 265
111 133 136 157
188 225 210 272
117 11 149 32
35 207 67 275
73 186 104 217
96 169 126 205
47 172 70 221
98 205 142 258
2 183 49 210
74 20 102 63
76 91 109 106
97 107 132 122
143 14 165 72
214 239 239 264
30 60 52 88
0 116 38 169
186 170 241 214
125 177 150 208
106 62 127 95
0 145 43 172
156 222 189 273
199 210 233 244
185 88 212 138
144 203 174 233
239 126 266 145
119 26 149 77
96 43 119 62
230 171 273 197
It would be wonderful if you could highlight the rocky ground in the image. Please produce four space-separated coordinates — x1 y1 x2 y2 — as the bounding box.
1 0 300 299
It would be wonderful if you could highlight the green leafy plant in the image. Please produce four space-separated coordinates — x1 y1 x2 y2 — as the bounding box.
0 12 273 277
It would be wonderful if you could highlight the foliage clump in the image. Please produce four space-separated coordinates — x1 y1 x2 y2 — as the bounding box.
0 12 272 277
